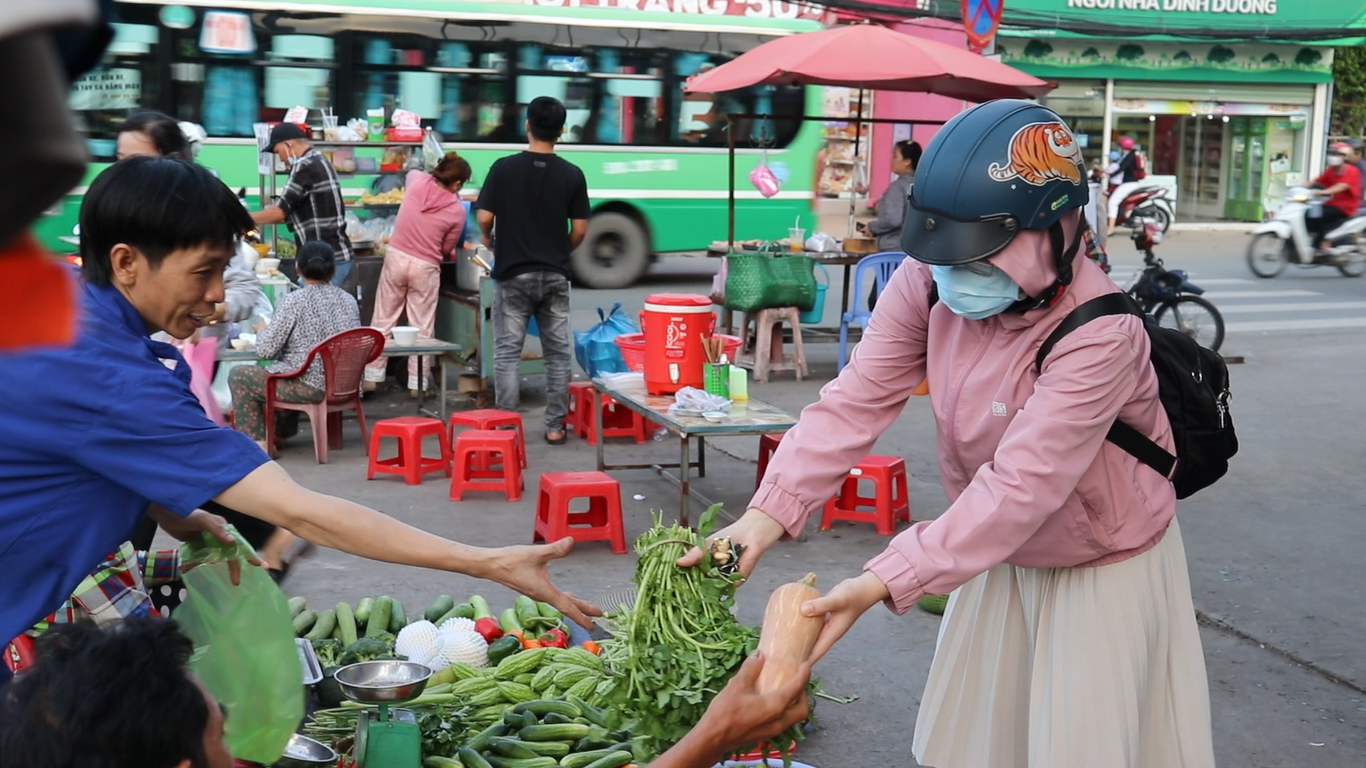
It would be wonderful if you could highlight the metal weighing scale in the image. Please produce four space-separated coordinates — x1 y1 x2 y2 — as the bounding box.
333 660 433 768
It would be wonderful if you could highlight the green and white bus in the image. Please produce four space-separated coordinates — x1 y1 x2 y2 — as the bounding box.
47 0 827 287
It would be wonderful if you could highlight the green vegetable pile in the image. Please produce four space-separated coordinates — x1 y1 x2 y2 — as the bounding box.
426 698 645 768
597 505 759 759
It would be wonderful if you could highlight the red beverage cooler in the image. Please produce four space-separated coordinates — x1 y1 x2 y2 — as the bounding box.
640 293 715 395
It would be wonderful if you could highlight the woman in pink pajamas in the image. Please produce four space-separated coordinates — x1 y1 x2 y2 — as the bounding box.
685 101 1217 767
365 153 472 395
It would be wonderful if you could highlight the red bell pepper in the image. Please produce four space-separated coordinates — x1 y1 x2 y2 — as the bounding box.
474 617 503 644
539 628 569 649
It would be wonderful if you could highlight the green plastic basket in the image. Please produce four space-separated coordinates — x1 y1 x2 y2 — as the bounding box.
704 363 730 397
918 594 949 615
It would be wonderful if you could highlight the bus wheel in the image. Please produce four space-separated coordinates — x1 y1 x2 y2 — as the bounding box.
572 212 650 289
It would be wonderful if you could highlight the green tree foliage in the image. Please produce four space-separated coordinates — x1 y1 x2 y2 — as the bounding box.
1208 45 1236 65
1024 39 1054 59
1116 44 1144 62
1262 53 1281 65
1296 48 1324 68
1173 50 1192 62
1082 46 1101 59
1331 47 1366 138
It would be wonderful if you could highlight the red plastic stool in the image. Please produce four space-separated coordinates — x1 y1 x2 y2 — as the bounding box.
819 455 911 536
534 471 627 554
567 382 594 438
755 432 786 489
366 416 450 485
448 409 526 469
449 430 523 501
584 393 649 446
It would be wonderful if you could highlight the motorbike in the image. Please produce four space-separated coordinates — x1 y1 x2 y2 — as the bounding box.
1247 187 1366 278
1126 217 1225 352
1109 182 1177 233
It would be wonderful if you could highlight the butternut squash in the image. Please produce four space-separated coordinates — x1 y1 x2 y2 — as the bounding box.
755 573 823 694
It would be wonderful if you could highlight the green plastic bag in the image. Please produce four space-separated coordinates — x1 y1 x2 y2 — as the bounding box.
173 526 303 764
723 246 818 313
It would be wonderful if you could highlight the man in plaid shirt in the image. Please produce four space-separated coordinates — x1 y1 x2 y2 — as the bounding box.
252 123 354 289
26 540 180 635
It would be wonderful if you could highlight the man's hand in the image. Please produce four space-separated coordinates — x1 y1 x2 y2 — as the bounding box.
483 538 603 629
699 652 812 753
149 508 266 585
801 570 890 664
675 507 786 578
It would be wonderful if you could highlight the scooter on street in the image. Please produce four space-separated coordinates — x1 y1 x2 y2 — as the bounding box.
1109 182 1177 233
1126 216 1224 352
1247 187 1366 278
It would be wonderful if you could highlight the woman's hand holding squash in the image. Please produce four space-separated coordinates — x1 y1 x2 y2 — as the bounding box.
801 570 891 664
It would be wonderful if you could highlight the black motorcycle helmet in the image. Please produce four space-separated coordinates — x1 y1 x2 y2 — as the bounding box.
902 100 1091 307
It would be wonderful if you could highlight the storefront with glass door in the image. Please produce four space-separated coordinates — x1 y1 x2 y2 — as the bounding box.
994 1 1357 222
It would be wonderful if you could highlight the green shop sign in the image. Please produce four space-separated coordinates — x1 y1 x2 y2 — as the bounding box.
1000 38 1333 83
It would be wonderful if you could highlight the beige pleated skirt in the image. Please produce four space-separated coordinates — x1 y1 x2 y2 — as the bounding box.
912 519 1216 768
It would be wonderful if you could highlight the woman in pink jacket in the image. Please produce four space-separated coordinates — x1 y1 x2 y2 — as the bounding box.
365 153 472 395
690 102 1215 767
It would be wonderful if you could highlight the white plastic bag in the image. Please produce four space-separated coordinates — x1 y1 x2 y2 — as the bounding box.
804 232 840 253
668 386 732 416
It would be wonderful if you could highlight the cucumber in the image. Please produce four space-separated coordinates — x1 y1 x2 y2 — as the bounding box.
521 741 572 758
519 724 590 742
490 738 541 760
514 596 541 629
522 711 538 729
499 607 523 634
559 750 623 768
436 602 472 626
335 602 358 646
467 723 509 752
389 599 407 632
457 747 495 768
288 596 308 617
469 595 495 621
304 609 336 642
423 757 464 768
578 751 631 768
354 598 374 624
542 713 572 725
292 609 318 636
367 596 393 639
512 699 581 719
485 757 558 768
425 595 456 623
505 711 526 727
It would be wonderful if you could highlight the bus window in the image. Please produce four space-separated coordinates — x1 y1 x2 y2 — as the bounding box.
672 55 801 148
69 22 160 160
262 35 335 123
353 34 510 141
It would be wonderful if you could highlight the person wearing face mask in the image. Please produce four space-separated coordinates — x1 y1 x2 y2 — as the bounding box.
681 101 1214 768
251 123 354 289
1307 142 1362 251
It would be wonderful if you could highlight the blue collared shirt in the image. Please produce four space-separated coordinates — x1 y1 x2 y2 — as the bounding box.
0 282 268 645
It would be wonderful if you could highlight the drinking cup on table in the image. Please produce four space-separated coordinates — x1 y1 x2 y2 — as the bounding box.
788 228 806 252
391 326 419 346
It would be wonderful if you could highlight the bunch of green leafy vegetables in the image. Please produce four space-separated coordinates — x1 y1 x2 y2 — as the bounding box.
598 505 760 759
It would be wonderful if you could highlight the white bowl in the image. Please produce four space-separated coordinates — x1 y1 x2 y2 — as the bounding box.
391 326 419 346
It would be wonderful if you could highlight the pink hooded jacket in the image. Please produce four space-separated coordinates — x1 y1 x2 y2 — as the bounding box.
751 212 1176 615
389 170 465 265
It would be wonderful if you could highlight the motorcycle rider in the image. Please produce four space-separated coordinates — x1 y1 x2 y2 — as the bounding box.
1346 140 1366 213
1105 137 1145 236
1308 142 1362 251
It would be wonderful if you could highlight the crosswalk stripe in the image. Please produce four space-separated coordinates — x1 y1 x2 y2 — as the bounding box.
1226 317 1366 333
1217 301 1366 314
1203 289 1322 299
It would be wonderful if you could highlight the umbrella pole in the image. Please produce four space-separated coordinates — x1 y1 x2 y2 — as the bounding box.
728 115 736 246
848 88 864 238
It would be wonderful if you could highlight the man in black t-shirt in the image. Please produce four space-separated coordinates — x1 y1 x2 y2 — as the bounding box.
475 96 591 444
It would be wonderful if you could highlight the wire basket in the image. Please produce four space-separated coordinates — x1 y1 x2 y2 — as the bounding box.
614 334 743 373
917 594 949 615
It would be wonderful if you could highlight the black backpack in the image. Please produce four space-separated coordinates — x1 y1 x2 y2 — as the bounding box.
1035 292 1236 499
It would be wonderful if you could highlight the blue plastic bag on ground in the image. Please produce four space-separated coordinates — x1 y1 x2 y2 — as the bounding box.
574 302 638 377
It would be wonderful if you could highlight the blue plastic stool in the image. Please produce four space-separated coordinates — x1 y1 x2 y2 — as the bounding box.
837 251 908 371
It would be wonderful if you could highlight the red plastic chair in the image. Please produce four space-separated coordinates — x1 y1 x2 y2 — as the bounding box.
4 634 35 673
265 328 385 464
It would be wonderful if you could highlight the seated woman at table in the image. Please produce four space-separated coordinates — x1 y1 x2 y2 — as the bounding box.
228 241 360 456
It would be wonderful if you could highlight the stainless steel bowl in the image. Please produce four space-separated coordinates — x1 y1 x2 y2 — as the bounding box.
333 660 432 704
274 733 336 768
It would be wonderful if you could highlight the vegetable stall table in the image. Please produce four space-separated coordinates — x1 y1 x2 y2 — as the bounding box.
218 338 462 421
706 244 876 344
592 376 796 527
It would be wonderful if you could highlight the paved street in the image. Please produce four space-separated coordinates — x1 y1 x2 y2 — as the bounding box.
265 230 1364 768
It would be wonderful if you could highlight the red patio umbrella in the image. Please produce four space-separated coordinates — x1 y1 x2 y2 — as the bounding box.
682 22 1051 101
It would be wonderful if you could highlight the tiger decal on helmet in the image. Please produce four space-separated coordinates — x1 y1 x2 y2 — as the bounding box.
987 121 1084 186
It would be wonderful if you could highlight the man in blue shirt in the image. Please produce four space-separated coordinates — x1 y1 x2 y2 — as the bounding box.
0 157 598 663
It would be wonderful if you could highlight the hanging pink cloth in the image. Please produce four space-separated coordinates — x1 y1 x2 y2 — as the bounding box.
176 337 227 426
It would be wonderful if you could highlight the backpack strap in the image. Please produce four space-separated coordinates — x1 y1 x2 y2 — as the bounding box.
1034 292 1179 481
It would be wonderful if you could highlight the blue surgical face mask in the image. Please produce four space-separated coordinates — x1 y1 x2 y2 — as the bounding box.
930 263 1022 320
